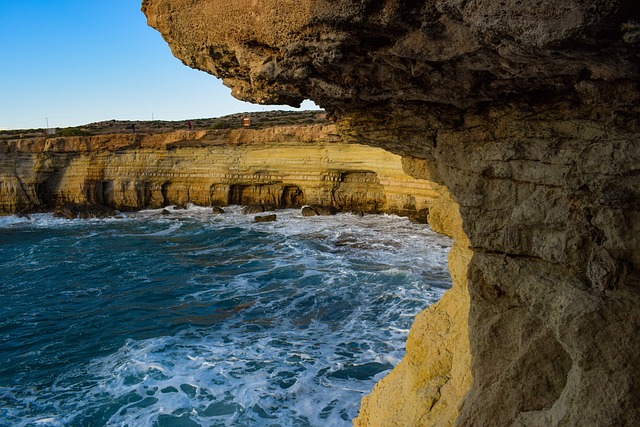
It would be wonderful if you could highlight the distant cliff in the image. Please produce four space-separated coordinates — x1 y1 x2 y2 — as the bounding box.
0 125 442 218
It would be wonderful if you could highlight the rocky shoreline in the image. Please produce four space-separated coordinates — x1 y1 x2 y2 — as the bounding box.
44 201 375 222
0 124 442 223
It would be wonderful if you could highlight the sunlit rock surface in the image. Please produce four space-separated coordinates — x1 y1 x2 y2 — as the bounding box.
0 125 441 218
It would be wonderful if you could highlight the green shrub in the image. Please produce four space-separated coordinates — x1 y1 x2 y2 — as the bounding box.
210 122 233 130
55 127 93 137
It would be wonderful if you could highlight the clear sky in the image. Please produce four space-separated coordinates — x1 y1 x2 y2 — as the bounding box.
0 1 317 130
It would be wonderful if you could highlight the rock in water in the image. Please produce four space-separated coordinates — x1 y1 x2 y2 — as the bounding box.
53 203 117 219
301 205 337 216
254 214 277 223
301 206 319 217
242 205 266 215
211 206 225 214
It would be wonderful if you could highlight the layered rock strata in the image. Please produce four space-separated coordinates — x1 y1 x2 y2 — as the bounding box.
0 125 441 217
142 1 640 425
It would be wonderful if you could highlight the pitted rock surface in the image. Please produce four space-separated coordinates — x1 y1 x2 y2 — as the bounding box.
142 0 639 112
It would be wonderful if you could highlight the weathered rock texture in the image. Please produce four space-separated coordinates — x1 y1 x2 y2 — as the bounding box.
358 208 473 427
0 125 441 217
142 0 640 425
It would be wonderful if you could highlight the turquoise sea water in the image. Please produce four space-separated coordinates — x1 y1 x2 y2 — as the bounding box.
0 206 452 426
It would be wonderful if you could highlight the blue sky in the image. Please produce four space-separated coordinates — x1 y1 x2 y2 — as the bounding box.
0 1 317 130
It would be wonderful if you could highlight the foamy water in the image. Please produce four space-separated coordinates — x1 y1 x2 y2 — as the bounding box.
0 206 452 426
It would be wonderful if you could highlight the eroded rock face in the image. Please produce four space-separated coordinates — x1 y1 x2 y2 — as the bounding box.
142 1 640 425
0 126 442 218
141 0 639 111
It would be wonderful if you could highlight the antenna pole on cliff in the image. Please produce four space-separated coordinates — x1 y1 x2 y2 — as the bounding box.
45 117 49 130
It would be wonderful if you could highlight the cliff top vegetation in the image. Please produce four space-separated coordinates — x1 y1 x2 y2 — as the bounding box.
0 110 326 140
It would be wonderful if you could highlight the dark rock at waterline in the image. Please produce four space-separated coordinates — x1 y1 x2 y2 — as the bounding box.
301 205 337 216
317 205 337 215
243 204 277 214
254 214 277 223
53 203 118 219
211 206 225 214
16 211 31 220
301 206 318 217
243 205 265 214
173 203 188 210
161 209 171 215
409 208 429 224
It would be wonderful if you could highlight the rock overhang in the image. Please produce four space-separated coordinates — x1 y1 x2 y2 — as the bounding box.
142 0 640 116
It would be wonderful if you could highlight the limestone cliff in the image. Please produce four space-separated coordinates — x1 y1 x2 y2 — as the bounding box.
0 125 441 217
142 0 640 426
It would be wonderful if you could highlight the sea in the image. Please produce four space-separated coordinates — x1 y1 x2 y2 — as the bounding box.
0 205 452 427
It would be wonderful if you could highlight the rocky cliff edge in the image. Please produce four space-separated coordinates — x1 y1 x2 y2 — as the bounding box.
0 125 443 220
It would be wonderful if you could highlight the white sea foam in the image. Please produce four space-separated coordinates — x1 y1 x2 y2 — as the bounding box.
1 206 452 426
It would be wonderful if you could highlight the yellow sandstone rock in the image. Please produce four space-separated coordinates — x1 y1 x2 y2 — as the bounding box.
356 224 472 427
0 125 440 217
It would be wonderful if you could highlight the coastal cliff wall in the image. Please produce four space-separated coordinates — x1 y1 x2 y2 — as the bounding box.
0 125 441 217
142 1 640 426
